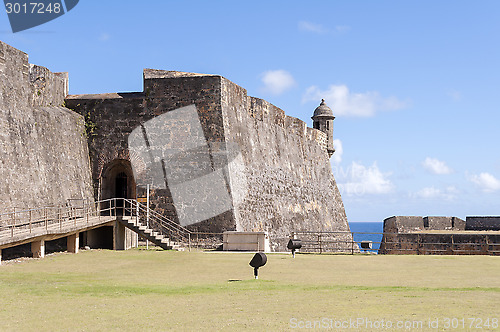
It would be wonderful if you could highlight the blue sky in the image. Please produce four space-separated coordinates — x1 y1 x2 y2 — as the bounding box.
1 1 499 222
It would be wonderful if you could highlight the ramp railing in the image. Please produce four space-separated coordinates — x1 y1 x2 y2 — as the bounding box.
121 198 224 250
0 198 124 244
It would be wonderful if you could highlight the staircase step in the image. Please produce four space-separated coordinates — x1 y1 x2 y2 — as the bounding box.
118 217 186 251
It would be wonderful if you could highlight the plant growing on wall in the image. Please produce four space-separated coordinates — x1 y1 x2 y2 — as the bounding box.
84 109 98 141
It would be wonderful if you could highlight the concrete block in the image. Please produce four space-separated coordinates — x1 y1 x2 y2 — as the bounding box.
31 239 45 258
223 231 270 252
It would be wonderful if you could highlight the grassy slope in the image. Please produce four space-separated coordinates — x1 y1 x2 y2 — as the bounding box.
0 250 499 331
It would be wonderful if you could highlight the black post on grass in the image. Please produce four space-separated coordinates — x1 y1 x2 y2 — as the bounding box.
249 252 267 279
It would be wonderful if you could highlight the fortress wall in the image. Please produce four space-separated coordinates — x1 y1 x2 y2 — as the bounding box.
221 78 350 251
379 216 488 255
466 217 500 231
380 232 500 255
66 71 351 250
0 42 93 213
65 94 147 199
66 74 237 233
423 216 453 230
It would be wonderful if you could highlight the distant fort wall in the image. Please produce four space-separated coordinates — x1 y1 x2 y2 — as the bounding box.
379 216 500 255
0 41 93 213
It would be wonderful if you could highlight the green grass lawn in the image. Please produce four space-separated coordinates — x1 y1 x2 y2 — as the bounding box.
0 250 499 331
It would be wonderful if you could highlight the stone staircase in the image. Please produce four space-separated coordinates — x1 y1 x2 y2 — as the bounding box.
118 217 182 250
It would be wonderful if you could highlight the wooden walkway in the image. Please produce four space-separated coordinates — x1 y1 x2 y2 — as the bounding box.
0 214 120 250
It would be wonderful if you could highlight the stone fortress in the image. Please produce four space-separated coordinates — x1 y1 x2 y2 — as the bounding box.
0 40 352 254
380 216 500 255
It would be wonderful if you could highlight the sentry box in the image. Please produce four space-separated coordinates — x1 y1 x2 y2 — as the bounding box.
249 252 267 279
287 239 302 258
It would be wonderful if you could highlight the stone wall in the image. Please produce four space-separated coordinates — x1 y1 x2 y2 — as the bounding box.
65 71 231 232
221 78 350 251
383 215 465 233
0 41 93 214
66 70 351 251
465 217 500 231
379 232 500 255
378 215 500 255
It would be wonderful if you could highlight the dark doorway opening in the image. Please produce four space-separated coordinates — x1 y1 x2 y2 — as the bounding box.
115 172 127 214
100 159 136 216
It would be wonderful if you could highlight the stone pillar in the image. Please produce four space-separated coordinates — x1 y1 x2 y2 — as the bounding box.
114 221 126 250
31 240 45 258
67 233 79 253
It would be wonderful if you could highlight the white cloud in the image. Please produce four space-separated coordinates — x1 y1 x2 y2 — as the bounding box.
336 162 394 196
303 85 407 117
413 186 458 200
422 157 453 175
260 70 296 95
298 21 350 34
298 21 327 34
468 172 500 193
447 89 462 102
99 33 111 41
331 139 343 164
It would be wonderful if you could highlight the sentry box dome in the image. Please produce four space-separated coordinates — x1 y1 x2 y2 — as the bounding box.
249 252 267 279
287 239 302 258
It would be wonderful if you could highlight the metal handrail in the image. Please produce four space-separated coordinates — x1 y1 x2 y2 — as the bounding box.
0 198 221 251
0 198 122 240
121 198 192 243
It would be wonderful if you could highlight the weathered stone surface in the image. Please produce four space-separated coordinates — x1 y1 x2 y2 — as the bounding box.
66 69 351 251
0 41 93 214
380 215 500 255
221 78 349 251
383 216 424 233
466 216 500 231
423 216 453 230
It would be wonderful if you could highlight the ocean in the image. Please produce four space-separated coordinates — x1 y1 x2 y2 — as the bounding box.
348 222 384 251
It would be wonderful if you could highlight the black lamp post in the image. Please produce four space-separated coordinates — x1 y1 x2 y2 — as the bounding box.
249 252 267 279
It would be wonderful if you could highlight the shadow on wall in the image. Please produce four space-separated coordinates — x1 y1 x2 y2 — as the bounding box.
127 104 248 227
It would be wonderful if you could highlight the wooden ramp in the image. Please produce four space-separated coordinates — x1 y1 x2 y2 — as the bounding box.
0 198 191 263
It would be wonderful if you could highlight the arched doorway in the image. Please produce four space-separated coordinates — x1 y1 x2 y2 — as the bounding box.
100 159 136 214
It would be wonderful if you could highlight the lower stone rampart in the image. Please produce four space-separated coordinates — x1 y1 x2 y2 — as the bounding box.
379 215 500 255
